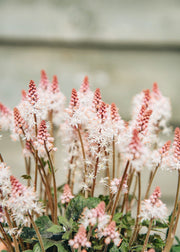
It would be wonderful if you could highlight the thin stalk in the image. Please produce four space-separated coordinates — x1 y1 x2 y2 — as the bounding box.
4 207 20 252
112 136 116 179
0 223 13 252
28 212 45 252
105 150 111 197
68 155 74 185
48 110 54 139
111 160 130 219
164 170 180 252
0 153 4 162
145 163 160 199
44 142 58 224
91 146 101 197
129 172 141 247
77 126 87 184
30 142 54 216
141 218 153 252
0 238 9 251
171 201 180 242
121 168 135 213
71 158 77 194
130 175 138 209
34 114 38 192
117 152 121 178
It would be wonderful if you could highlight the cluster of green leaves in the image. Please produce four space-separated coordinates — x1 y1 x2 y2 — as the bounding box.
7 194 177 252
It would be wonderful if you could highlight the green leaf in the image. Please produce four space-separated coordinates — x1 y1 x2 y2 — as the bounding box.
170 245 180 252
113 212 123 224
65 195 100 221
58 216 73 230
33 243 41 252
56 243 68 252
119 240 129 252
175 236 180 244
23 251 33 252
35 216 53 232
46 224 63 234
98 194 110 205
154 220 168 229
62 230 72 240
21 174 32 180
20 226 36 243
93 243 104 250
109 244 120 251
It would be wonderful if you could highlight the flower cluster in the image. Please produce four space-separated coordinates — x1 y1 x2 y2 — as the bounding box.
0 71 179 252
140 186 167 222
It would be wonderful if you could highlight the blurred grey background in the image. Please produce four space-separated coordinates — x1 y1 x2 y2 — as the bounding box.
0 0 180 230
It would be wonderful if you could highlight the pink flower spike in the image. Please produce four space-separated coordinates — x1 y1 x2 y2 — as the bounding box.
143 89 151 108
149 186 161 205
137 109 152 133
10 175 26 197
37 120 50 144
69 88 79 111
39 69 49 90
129 129 142 158
51 75 60 93
93 88 102 112
152 82 162 99
69 225 91 249
173 127 180 161
103 221 122 247
21 89 27 101
0 103 11 116
97 101 107 123
13 107 27 134
61 184 74 204
111 103 120 122
79 76 89 93
159 140 171 156
28 80 38 106
95 201 105 217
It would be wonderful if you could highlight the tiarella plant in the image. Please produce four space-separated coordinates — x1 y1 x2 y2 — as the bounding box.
0 70 180 252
